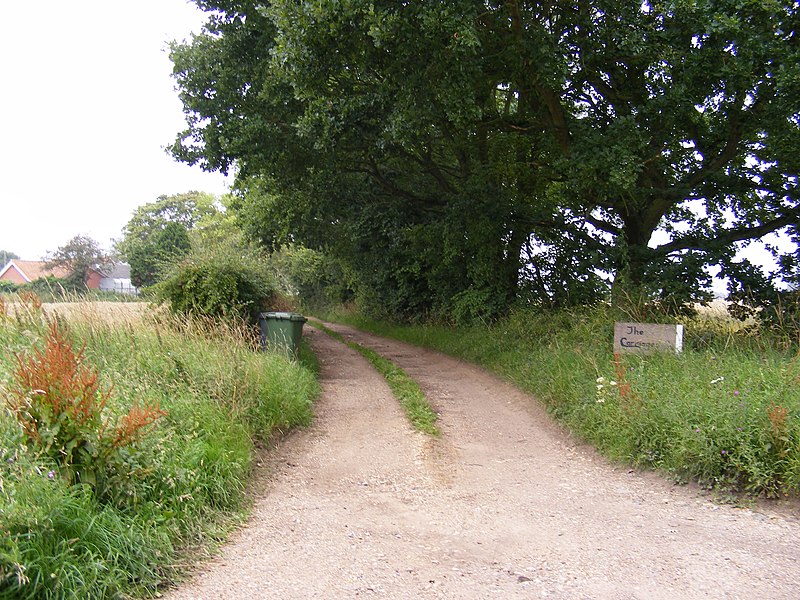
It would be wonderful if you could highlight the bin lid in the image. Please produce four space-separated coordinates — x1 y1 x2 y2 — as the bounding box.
260 311 308 322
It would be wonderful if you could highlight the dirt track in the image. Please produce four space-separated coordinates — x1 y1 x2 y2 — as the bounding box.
167 322 800 599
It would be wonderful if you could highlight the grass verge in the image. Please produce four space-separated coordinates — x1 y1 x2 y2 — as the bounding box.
310 321 439 436
325 304 800 499
0 296 318 598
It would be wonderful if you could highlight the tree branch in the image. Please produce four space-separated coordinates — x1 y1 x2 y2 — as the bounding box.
353 158 448 215
653 208 800 255
583 214 622 236
507 0 571 155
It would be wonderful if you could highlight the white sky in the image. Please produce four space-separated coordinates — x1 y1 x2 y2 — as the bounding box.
0 1 230 260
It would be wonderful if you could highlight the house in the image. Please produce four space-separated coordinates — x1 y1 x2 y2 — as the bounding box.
0 260 138 295
0 259 71 284
97 262 138 295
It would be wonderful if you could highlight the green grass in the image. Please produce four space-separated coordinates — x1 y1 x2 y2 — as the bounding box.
0 299 319 598
310 321 439 436
325 304 800 498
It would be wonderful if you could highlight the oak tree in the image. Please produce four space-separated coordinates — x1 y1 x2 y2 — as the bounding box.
170 1 800 316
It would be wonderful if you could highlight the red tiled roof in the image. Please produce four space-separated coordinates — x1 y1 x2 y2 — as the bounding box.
0 260 71 283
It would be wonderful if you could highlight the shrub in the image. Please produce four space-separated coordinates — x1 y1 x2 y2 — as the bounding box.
0 281 18 294
269 245 353 311
17 277 69 302
450 288 502 326
154 250 275 321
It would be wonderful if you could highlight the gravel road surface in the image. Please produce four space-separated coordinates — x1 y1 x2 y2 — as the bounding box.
167 322 800 599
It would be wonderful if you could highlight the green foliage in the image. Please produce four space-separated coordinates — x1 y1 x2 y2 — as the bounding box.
127 221 191 289
118 192 218 288
172 0 799 316
334 304 800 498
450 288 502 327
118 192 217 246
168 2 534 320
0 463 169 599
0 281 18 294
0 250 19 265
44 235 109 292
0 301 318 598
154 248 275 321
6 321 165 496
15 278 69 303
519 231 609 310
586 350 800 498
189 195 243 250
11 285 143 305
269 245 353 310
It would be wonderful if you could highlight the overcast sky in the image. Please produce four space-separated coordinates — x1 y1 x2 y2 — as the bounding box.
0 1 230 260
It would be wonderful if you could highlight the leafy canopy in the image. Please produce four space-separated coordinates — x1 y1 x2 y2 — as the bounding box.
0 250 19 265
169 0 800 318
45 235 109 292
117 192 217 288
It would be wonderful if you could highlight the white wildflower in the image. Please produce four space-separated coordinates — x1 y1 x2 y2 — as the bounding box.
710 377 724 385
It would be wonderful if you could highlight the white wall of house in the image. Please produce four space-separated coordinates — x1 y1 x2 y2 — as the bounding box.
99 277 138 295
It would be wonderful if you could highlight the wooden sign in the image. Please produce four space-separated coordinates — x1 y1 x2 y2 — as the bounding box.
614 322 683 354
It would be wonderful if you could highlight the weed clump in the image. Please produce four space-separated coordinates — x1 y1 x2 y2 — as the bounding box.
7 321 165 494
0 299 318 597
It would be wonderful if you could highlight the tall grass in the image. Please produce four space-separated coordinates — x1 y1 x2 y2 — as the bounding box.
0 296 318 598
327 304 800 498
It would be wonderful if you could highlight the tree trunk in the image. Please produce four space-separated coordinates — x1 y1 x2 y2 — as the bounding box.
610 217 655 309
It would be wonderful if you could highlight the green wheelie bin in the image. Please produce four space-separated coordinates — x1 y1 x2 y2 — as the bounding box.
259 312 308 357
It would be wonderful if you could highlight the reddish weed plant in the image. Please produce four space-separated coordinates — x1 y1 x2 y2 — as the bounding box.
766 402 791 458
17 290 42 311
112 401 166 449
612 352 642 412
6 321 166 487
9 321 110 446
767 403 789 436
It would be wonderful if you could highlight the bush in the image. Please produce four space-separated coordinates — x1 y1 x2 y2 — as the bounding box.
269 245 353 311
17 277 70 302
0 281 18 294
154 250 275 320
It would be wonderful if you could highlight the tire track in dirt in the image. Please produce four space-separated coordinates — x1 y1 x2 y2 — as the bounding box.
168 322 800 599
